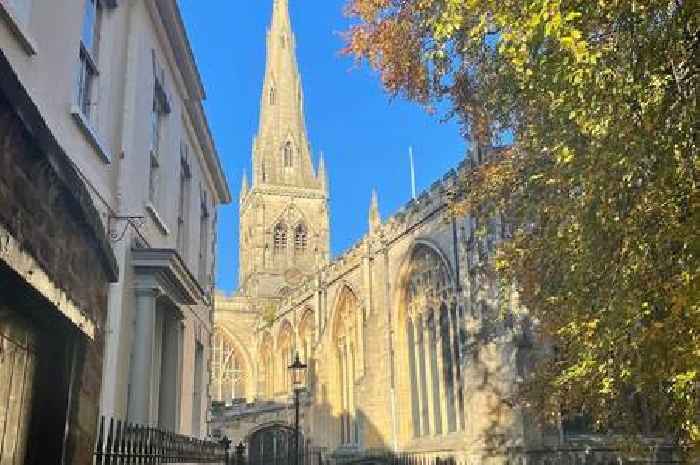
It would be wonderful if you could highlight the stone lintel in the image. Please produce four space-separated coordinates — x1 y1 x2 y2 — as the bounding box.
0 223 96 339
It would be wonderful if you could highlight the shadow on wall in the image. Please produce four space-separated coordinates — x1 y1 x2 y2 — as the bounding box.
210 322 681 465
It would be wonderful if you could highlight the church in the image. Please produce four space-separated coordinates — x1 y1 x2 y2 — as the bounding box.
210 1 638 464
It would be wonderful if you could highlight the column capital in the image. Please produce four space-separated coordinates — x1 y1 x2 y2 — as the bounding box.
135 286 162 298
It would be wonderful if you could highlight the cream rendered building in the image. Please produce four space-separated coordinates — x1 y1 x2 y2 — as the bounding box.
0 0 231 446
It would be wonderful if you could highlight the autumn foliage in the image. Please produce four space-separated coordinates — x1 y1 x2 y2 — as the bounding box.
344 0 698 455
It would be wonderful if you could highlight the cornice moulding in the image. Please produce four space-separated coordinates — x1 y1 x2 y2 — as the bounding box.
132 248 205 307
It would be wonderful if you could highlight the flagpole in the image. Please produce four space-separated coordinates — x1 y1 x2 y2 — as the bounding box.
409 146 417 200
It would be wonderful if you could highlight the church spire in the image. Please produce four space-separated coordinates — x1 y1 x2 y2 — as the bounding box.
252 0 317 189
237 1 330 297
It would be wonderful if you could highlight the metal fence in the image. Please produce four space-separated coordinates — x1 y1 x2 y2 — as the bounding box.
318 448 686 465
320 450 460 465
94 416 229 464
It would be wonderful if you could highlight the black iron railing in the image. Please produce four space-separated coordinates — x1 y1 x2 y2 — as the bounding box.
321 447 683 465
94 416 229 464
340 453 458 465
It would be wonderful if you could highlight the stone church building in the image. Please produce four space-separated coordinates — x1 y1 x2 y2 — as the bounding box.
212 1 669 464
212 0 528 462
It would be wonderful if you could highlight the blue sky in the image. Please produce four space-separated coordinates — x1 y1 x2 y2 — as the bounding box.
178 1 466 292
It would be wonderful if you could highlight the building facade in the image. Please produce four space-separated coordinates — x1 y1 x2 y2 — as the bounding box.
0 1 231 461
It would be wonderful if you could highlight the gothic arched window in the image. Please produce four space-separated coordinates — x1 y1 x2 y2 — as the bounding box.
269 86 276 105
404 245 464 438
259 334 274 399
274 223 287 253
283 141 293 168
294 223 307 253
277 322 294 393
298 310 315 391
211 329 247 403
332 287 363 446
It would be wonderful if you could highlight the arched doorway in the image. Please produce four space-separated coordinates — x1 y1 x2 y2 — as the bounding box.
248 424 305 465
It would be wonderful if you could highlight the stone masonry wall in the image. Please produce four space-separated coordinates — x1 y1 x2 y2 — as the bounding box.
0 92 114 465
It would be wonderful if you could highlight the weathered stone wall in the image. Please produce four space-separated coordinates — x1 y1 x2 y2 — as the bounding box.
215 156 536 463
0 90 115 465
0 98 114 324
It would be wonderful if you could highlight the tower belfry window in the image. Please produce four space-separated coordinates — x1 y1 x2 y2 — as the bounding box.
283 141 293 168
294 224 308 253
269 86 276 105
274 223 287 253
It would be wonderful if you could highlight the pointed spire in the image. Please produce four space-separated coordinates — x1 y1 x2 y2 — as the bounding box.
272 0 291 28
317 152 327 191
252 0 317 189
369 189 381 235
240 171 249 200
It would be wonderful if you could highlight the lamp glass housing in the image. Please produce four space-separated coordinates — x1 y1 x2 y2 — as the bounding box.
288 352 307 389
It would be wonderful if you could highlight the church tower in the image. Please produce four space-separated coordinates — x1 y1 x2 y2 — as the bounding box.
239 0 330 298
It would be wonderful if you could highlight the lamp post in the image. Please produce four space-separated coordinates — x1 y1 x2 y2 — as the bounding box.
219 435 232 465
288 352 307 465
235 441 246 465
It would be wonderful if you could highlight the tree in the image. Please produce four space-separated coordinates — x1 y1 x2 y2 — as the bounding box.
344 0 698 455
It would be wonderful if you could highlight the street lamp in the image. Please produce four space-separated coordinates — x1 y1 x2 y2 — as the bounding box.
219 436 231 465
235 441 246 463
288 352 307 465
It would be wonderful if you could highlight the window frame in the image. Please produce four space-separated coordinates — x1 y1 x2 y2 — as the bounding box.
198 190 211 287
75 0 101 121
177 143 192 257
148 147 160 205
273 223 288 253
150 50 172 157
294 223 307 253
150 84 168 156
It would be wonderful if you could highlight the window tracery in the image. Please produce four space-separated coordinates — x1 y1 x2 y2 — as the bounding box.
333 288 362 445
259 334 274 399
211 329 246 403
273 223 287 253
404 245 465 437
277 322 294 394
298 310 315 391
294 223 308 253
